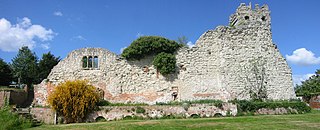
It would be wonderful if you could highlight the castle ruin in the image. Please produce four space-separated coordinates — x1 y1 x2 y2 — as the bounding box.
34 3 296 106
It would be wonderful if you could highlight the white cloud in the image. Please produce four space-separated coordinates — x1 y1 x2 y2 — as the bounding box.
120 46 127 53
53 11 63 16
292 74 314 86
41 43 50 50
0 17 55 52
286 48 320 66
187 41 195 48
71 35 86 41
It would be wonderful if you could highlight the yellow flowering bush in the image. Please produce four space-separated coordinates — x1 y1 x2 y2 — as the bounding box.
47 80 99 123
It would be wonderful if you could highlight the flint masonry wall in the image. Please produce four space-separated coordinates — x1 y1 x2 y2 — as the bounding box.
34 3 296 106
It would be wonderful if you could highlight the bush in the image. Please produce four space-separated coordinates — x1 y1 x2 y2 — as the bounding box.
96 100 111 106
121 36 181 60
156 99 224 109
47 80 99 123
121 36 182 75
0 107 33 130
136 107 146 114
230 99 311 116
153 52 176 75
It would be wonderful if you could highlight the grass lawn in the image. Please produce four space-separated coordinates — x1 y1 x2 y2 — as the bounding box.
29 110 320 130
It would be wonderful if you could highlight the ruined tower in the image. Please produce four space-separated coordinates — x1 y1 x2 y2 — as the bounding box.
34 3 296 106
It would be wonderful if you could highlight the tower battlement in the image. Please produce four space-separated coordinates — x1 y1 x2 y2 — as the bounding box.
229 3 271 29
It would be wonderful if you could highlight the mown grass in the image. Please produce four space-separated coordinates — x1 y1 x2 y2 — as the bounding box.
29 110 320 130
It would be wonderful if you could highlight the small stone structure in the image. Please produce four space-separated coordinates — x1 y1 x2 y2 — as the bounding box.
34 3 296 106
30 108 56 124
0 90 28 108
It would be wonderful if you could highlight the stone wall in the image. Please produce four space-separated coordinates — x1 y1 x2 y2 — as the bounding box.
34 3 296 106
0 90 28 108
0 91 10 107
86 103 237 122
30 108 56 124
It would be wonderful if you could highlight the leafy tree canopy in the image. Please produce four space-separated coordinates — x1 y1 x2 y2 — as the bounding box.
121 36 182 60
295 69 320 102
11 46 38 87
121 36 182 75
38 52 60 83
0 58 13 86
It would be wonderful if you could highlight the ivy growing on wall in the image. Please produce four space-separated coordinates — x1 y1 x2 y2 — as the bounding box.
121 36 182 75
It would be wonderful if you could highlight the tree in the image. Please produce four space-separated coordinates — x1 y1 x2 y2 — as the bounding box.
0 58 13 86
47 80 99 123
177 36 188 45
11 46 38 87
295 69 320 102
37 52 60 83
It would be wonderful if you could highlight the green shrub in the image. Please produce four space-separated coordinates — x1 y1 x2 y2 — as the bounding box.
0 107 33 130
156 99 224 109
109 102 148 106
121 36 182 60
136 107 146 114
121 36 182 75
96 100 111 106
122 115 144 120
153 52 176 75
230 99 311 116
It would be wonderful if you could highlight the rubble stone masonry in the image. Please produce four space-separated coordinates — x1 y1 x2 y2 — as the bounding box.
34 3 296 106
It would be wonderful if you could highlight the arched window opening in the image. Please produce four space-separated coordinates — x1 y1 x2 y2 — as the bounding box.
88 56 93 68
82 56 88 68
94 56 98 68
261 16 266 21
244 16 249 20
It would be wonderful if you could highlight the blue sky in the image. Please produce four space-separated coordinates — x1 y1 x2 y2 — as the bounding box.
0 0 319 85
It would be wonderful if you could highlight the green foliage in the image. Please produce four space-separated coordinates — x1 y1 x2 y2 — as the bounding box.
121 36 181 60
47 80 99 123
295 69 320 102
136 106 146 114
96 99 111 106
156 99 224 109
230 100 311 116
122 115 144 120
11 46 38 86
38 52 60 83
0 58 13 86
121 36 182 74
0 107 33 130
177 36 188 46
96 100 148 106
153 52 176 75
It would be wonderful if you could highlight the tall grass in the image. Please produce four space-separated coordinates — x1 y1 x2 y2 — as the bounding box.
0 107 33 130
